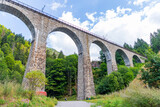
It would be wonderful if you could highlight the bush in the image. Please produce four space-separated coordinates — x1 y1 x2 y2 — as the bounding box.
0 99 6 105
111 72 124 90
123 71 134 86
130 67 139 77
25 70 47 91
140 51 160 88
118 66 134 86
96 74 119 94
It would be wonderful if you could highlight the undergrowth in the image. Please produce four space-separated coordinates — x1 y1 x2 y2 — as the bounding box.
0 81 57 107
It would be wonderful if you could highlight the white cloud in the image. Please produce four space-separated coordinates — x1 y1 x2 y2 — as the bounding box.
51 2 63 11
51 0 67 11
47 32 78 55
91 2 160 46
117 7 132 14
59 11 90 30
90 44 101 61
48 0 160 60
133 0 150 6
86 12 97 22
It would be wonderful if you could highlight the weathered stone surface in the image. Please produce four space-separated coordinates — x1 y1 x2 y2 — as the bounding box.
0 0 145 100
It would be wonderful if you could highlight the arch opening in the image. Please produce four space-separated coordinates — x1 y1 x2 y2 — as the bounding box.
90 40 112 74
46 27 83 99
133 55 142 66
0 4 35 39
0 4 34 84
116 49 130 67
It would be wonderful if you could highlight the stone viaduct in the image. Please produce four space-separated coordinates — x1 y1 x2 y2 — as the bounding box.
0 0 145 100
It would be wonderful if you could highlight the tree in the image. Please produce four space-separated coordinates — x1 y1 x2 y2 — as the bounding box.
0 49 9 81
140 49 160 88
65 54 78 96
58 50 65 59
99 50 106 63
1 43 12 56
52 52 56 59
46 58 67 97
118 66 134 86
123 43 133 51
134 38 149 56
5 54 15 70
14 60 25 75
116 52 125 65
25 70 47 91
150 29 160 53
96 74 119 94
111 71 124 90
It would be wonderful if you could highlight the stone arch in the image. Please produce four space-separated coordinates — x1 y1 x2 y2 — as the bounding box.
91 40 112 74
116 49 130 67
50 27 83 53
133 55 142 65
48 27 84 100
0 3 35 38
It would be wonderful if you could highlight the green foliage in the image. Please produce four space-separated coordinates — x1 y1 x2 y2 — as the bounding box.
5 54 15 70
123 71 134 86
46 58 67 97
150 29 160 53
65 54 78 96
0 24 31 82
58 50 65 59
0 81 57 107
141 50 160 88
123 87 160 107
0 48 4 59
130 67 139 77
134 38 149 56
0 99 6 105
96 65 138 95
93 63 107 85
0 49 9 81
118 66 134 86
99 50 106 63
116 52 125 66
96 73 119 94
1 43 12 56
111 72 124 90
25 70 47 91
123 43 133 51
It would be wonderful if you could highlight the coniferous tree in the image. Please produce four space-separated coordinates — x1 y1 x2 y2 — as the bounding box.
58 50 65 59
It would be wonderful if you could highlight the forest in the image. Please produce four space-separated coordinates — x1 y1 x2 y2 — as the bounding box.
1 24 160 101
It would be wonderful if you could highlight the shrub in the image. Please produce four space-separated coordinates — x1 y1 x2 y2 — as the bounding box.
118 66 134 86
130 67 139 77
0 99 6 105
96 74 119 94
111 71 124 90
140 51 160 88
123 71 134 86
25 70 47 91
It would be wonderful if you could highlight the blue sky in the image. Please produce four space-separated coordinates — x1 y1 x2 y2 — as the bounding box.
0 0 160 60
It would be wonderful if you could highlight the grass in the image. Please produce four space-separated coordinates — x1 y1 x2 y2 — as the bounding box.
58 95 77 101
88 73 160 107
0 81 58 107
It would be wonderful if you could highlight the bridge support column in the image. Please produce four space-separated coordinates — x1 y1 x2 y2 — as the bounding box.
77 37 96 100
111 52 118 72
83 51 96 99
128 55 134 67
22 28 47 91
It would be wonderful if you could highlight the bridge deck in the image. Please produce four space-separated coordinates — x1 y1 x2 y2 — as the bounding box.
3 0 145 57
